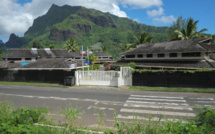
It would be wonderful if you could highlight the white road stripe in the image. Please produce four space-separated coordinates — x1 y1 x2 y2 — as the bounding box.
123 103 193 111
128 97 186 102
126 100 189 106
131 95 184 99
116 114 187 123
38 97 50 99
195 101 215 103
190 98 214 100
120 108 195 117
23 96 34 98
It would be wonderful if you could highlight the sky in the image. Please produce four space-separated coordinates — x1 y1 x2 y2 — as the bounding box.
0 0 214 43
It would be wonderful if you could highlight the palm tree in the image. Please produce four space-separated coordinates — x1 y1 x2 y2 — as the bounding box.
138 32 154 44
86 54 99 69
126 32 154 50
63 38 79 52
168 16 185 40
173 17 207 40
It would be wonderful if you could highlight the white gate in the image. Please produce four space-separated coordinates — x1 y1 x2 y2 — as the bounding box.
78 71 119 86
75 67 132 87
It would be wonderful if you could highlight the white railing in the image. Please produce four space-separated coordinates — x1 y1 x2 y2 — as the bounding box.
79 71 118 81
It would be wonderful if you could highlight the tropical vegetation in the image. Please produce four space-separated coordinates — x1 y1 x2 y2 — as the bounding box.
126 32 154 50
63 38 79 52
1 100 215 134
168 16 208 40
85 54 99 69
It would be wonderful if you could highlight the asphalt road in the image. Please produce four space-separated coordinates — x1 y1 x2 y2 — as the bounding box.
0 85 215 128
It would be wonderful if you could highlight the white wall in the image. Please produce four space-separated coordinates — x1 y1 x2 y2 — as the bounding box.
122 52 207 60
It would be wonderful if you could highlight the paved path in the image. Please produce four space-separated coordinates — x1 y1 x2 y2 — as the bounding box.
0 85 214 127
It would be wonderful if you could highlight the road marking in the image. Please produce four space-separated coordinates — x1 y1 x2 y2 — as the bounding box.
87 106 92 109
126 100 189 106
38 97 50 99
130 95 184 99
195 101 215 103
123 103 193 111
116 114 187 123
190 98 214 100
128 97 186 102
23 95 34 98
120 108 195 117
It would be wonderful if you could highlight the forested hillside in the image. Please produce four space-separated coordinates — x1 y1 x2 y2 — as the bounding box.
5 4 170 57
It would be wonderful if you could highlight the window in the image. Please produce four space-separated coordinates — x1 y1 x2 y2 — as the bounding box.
25 58 31 60
126 55 135 58
8 58 22 61
147 54 153 58
157 54 164 58
138 54 143 58
182 52 201 57
169 53 177 57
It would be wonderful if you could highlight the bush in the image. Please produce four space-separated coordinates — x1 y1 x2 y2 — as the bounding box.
93 64 100 70
128 62 136 69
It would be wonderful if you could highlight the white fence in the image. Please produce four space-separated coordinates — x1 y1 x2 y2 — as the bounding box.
75 67 132 87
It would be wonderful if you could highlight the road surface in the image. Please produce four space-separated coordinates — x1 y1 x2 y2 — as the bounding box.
0 85 214 127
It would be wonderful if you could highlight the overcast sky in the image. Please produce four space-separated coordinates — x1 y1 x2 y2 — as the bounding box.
0 0 214 42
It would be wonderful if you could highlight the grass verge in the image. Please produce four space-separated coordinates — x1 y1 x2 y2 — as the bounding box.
130 86 215 93
0 81 63 87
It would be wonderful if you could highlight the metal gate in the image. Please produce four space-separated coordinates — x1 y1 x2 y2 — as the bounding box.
78 71 119 86
76 67 131 87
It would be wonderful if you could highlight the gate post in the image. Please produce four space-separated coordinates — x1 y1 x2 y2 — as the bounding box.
75 71 79 86
118 71 122 87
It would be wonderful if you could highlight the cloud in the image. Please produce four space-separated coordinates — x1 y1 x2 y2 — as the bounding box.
153 15 177 24
119 0 163 9
147 7 164 17
0 0 128 41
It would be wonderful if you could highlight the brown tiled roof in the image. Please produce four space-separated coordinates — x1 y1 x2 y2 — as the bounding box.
121 38 212 55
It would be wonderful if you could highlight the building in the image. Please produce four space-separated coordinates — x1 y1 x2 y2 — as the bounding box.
112 38 215 70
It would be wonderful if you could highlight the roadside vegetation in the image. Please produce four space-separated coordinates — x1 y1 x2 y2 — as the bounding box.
130 86 215 93
0 81 63 87
1 100 215 134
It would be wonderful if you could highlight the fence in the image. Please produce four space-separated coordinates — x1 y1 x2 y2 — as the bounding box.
76 67 132 87
132 71 215 88
0 69 74 84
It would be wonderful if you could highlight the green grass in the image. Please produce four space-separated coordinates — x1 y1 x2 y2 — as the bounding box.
130 86 215 93
0 81 63 87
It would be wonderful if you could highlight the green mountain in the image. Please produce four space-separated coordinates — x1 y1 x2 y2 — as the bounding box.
5 4 170 57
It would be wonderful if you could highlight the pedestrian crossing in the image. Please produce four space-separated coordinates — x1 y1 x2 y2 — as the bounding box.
117 95 215 122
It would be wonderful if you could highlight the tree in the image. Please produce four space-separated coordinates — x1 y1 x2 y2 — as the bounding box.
169 17 208 40
101 45 107 53
85 54 99 69
63 38 79 52
49 45 55 49
211 35 215 44
126 32 154 50
168 16 185 40
31 40 43 48
0 49 3 60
